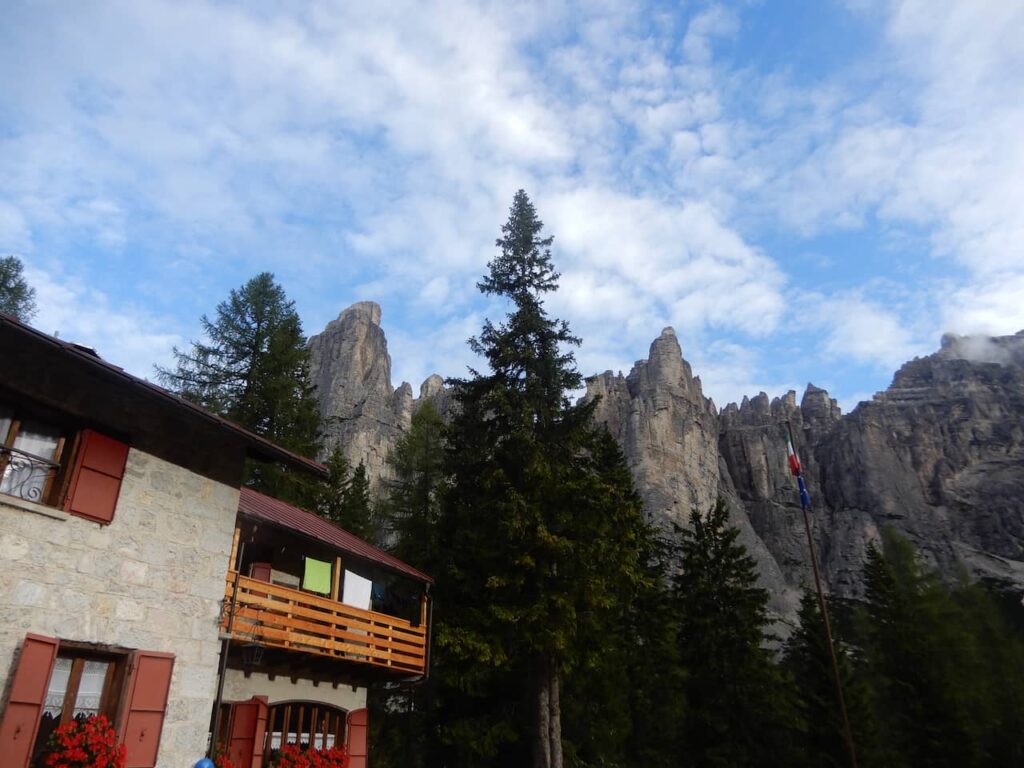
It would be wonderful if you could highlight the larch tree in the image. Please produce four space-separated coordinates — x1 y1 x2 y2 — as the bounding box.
0 255 37 321
438 190 650 768
156 272 322 503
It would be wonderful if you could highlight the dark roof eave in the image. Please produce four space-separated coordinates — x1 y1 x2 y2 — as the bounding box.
0 313 327 478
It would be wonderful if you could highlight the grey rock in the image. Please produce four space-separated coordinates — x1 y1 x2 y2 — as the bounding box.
308 302 448 487
308 302 409 486
586 328 799 624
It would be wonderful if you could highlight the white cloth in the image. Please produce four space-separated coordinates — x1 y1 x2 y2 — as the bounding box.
341 571 372 610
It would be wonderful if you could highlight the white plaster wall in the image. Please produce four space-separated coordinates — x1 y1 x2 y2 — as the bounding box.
0 447 240 768
222 669 366 711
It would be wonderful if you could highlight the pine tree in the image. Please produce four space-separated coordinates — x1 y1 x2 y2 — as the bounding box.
316 443 350 525
673 499 801 768
381 401 445 571
858 529 1012 768
338 461 375 542
437 190 651 768
156 272 322 503
370 403 448 768
784 589 877 768
0 255 37 321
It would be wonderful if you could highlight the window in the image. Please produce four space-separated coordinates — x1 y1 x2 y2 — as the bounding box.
0 399 130 523
0 406 69 507
0 635 175 768
33 649 128 766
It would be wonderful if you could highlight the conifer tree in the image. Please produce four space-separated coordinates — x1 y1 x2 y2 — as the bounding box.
381 401 445 570
437 190 650 768
370 403 448 768
858 530 1012 768
0 255 37 321
784 589 877 768
316 443 350 525
673 499 801 767
339 461 375 542
157 272 322 503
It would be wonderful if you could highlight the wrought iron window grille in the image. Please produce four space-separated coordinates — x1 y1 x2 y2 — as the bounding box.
0 444 60 504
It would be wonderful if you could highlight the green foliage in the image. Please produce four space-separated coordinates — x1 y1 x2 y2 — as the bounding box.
0 255 37 321
316 444 350 523
156 272 322 503
315 447 376 540
673 499 801 768
381 402 446 571
784 589 877 768
340 461 375 542
430 190 655 766
856 529 1024 768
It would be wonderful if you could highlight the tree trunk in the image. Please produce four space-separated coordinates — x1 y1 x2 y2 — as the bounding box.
534 656 552 768
549 658 563 768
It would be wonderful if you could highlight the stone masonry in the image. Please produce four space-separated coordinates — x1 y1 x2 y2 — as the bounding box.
0 447 239 768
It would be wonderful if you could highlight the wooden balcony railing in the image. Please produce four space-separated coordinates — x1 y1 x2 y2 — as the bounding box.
222 572 428 675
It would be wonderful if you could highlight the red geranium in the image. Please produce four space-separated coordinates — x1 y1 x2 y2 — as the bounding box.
271 742 350 768
44 714 125 768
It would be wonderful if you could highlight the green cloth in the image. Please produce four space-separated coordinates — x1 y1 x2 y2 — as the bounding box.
303 557 332 595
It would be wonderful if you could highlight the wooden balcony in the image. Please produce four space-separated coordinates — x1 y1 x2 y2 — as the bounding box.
222 571 428 676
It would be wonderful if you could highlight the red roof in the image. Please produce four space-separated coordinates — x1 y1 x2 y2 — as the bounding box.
238 487 433 584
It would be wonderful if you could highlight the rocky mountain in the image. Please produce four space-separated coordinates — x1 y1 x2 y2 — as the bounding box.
309 302 1024 613
308 302 444 485
592 328 1024 605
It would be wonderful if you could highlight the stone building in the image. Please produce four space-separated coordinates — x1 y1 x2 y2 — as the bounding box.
0 314 432 768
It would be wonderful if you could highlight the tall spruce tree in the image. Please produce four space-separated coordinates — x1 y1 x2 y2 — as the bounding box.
673 499 801 768
437 190 650 768
0 255 37 321
157 272 322 503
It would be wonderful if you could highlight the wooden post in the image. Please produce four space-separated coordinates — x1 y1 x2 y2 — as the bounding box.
330 558 342 658
229 527 241 572
330 557 342 602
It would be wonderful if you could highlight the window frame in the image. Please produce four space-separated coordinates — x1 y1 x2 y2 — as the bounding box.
0 399 77 509
31 643 131 768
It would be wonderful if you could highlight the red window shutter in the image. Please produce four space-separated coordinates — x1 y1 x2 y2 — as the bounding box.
119 650 174 768
227 697 269 768
0 634 59 768
346 708 368 768
65 430 129 524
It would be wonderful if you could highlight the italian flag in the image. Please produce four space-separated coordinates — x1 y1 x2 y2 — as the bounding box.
786 434 802 476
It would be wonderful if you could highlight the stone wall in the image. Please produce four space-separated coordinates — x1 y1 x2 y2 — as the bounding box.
0 447 240 768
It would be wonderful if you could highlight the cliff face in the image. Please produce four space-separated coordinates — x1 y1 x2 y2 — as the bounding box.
309 302 1024 606
588 328 1024 603
307 302 447 484
308 302 411 483
586 329 800 620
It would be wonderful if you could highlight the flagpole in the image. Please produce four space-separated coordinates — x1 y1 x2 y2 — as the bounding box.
786 420 858 768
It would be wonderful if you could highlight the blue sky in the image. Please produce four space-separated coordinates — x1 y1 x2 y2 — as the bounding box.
2 0 1022 412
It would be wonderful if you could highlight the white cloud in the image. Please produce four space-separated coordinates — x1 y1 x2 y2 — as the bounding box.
22 263 184 378
822 295 924 369
2 0 1020 413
